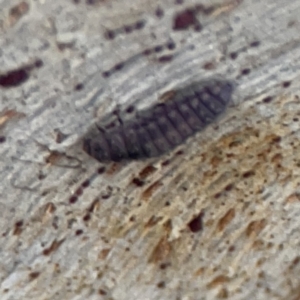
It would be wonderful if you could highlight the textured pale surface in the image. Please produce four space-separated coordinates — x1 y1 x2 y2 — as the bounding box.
1 0 300 299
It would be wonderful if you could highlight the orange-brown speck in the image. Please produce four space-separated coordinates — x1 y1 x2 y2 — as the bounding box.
207 275 230 289
0 109 26 127
141 180 163 200
9 2 29 25
106 163 121 175
159 90 176 102
88 198 100 213
139 165 157 179
144 215 164 228
98 248 111 259
148 236 171 263
43 239 65 256
217 208 235 232
285 193 300 204
245 219 267 237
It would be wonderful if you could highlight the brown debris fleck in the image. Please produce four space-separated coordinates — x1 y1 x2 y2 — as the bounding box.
28 271 40 281
207 275 230 289
9 2 29 26
245 219 267 237
217 208 235 232
149 236 171 263
0 109 26 127
13 220 24 235
141 181 163 200
43 239 65 256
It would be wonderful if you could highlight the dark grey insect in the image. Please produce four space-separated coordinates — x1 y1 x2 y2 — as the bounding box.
83 78 235 162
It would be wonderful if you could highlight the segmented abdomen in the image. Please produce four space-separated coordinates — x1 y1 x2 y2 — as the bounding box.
83 78 235 162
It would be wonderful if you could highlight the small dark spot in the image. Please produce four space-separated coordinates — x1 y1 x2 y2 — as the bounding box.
241 68 251 76
101 193 110 200
229 52 238 60
98 166 106 174
175 150 184 156
74 83 84 91
73 0 80 3
224 184 234 191
228 245 235 252
0 68 29 88
98 289 107 295
126 105 135 113
155 6 164 18
75 229 83 235
157 281 166 288
34 59 43 68
0 136 6 143
165 201 170 206
124 25 133 33
173 9 197 30
175 0 184 4
214 192 222 199
86 0 98 5
282 81 291 88
158 55 173 63
132 177 145 187
135 20 145 30
188 212 204 233
102 71 111 78
54 129 68 144
15 220 23 228
161 159 170 166
129 215 136 222
105 30 115 40
83 214 91 222
101 186 113 199
194 23 202 31
69 195 78 204
249 40 260 47
114 63 124 71
105 121 117 129
154 45 163 53
37 171 46 180
160 262 170 269
272 136 281 143
293 117 299 122
75 187 83 196
143 48 152 56
57 42 74 51
29 272 40 280
166 41 176 50
262 96 273 103
202 61 215 70
242 170 255 178
81 180 90 188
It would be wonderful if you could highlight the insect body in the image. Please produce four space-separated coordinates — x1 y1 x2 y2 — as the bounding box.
83 78 235 162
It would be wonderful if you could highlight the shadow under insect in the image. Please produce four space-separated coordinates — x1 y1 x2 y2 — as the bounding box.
83 78 235 163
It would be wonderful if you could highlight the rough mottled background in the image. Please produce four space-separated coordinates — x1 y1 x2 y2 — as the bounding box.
1 0 300 299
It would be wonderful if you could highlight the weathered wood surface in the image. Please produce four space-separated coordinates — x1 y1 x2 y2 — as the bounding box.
1 0 300 299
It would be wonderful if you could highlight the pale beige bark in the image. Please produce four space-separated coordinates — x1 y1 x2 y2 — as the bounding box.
1 0 300 299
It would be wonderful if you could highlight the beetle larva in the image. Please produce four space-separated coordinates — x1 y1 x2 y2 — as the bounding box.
83 78 235 162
